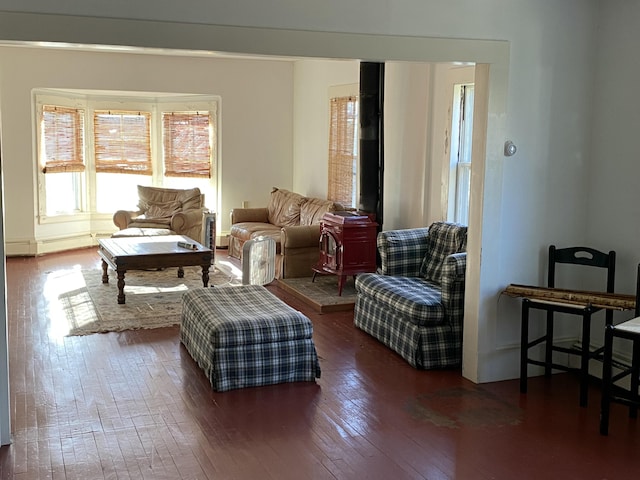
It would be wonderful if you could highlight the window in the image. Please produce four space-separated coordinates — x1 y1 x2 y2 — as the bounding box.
93 109 153 213
448 83 474 225
328 95 358 208
35 91 219 220
39 105 85 215
94 110 152 175
163 112 212 178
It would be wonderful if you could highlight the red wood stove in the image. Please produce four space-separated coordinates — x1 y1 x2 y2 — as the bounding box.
312 211 378 295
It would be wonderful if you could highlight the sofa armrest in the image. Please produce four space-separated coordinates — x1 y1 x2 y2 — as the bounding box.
230 207 269 224
113 210 142 230
378 227 430 277
281 224 321 250
171 208 204 233
441 252 467 323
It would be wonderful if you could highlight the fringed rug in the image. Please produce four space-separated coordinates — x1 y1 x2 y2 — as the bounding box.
56 263 241 336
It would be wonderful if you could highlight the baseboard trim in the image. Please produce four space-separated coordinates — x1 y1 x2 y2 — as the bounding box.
6 234 99 256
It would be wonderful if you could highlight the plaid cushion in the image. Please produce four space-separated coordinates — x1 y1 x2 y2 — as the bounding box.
355 274 444 326
183 285 313 347
378 227 430 277
419 222 467 283
180 285 321 391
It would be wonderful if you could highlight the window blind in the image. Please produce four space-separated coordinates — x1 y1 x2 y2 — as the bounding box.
93 110 152 175
41 105 85 173
328 96 358 208
163 112 212 178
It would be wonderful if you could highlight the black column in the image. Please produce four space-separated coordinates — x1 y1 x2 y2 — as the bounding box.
358 62 384 229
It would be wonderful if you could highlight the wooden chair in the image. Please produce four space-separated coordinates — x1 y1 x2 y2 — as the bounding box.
520 245 616 407
599 264 640 435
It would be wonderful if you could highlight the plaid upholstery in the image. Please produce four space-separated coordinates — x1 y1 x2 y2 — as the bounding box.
378 227 430 277
180 285 321 392
419 222 468 282
354 224 467 369
355 275 444 326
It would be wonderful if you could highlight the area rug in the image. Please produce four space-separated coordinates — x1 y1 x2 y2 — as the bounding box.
58 263 241 336
277 275 356 313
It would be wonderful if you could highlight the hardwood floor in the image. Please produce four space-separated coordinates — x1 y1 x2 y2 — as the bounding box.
1 247 639 479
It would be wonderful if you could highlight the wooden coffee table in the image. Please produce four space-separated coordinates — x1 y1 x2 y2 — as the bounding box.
98 235 213 304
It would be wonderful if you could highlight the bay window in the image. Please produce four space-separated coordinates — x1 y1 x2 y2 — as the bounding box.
35 90 218 223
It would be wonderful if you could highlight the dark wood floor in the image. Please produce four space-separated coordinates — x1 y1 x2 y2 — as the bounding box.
1 247 639 479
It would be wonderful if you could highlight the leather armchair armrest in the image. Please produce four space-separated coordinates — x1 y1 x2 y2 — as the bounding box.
231 208 269 224
113 210 141 230
171 208 203 232
281 225 321 250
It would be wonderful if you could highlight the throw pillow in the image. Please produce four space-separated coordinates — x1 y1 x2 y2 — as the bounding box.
419 222 468 283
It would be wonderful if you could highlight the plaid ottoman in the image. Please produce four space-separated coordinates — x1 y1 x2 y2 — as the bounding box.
180 285 321 392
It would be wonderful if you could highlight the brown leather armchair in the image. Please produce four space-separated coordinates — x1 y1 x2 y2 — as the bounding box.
113 185 205 242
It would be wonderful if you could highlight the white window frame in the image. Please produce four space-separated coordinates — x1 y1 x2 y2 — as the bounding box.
447 83 474 225
35 93 90 223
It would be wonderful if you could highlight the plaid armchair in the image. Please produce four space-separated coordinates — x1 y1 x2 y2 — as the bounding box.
354 222 467 369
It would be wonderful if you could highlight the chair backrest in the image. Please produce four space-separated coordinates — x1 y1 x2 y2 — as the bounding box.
137 185 204 214
419 222 468 283
548 245 616 294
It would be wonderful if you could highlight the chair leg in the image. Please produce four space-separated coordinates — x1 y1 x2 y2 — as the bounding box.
630 338 640 419
520 300 530 394
600 325 614 435
545 310 554 377
579 313 591 407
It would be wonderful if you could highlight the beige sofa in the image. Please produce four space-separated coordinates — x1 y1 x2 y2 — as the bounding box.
113 185 206 242
229 188 344 278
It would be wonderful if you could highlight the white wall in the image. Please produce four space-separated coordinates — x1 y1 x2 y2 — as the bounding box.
0 0 609 392
383 62 432 230
0 46 294 253
292 59 359 198
587 0 640 349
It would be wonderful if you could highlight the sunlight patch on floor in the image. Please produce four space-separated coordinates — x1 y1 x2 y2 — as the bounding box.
43 267 88 340
215 259 243 283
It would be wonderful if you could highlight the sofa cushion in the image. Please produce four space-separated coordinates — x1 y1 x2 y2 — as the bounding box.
300 198 337 226
355 274 445 326
229 222 283 254
267 188 306 227
419 222 468 283
229 222 282 242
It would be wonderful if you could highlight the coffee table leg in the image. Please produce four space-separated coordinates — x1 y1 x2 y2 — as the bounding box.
101 260 109 283
201 265 210 287
117 270 126 304
178 266 184 278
